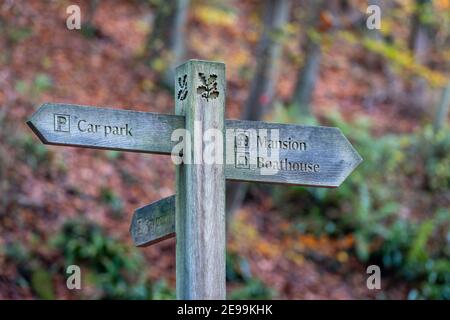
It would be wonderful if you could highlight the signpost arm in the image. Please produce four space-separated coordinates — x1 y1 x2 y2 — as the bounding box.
175 60 226 299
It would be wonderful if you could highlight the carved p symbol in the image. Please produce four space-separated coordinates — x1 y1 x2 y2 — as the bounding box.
54 114 70 132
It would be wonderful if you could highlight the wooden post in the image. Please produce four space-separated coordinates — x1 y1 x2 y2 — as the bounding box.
175 60 226 299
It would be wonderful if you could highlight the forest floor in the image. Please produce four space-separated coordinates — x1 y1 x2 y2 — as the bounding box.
0 1 424 299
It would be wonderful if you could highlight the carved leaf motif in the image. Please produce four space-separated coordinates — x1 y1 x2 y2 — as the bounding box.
207 74 217 85
197 87 206 94
209 91 219 99
199 73 208 86
177 74 188 101
196 73 219 102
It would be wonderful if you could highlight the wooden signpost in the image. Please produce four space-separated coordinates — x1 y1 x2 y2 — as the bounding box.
28 107 360 187
27 59 362 300
130 195 176 247
27 103 184 154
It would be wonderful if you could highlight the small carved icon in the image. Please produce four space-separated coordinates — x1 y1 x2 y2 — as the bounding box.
136 218 146 236
177 74 188 101
236 133 249 148
54 114 70 132
236 153 250 169
197 73 219 101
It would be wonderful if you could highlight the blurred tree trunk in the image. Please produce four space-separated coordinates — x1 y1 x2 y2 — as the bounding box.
408 0 432 112
227 0 291 217
85 0 100 26
80 0 110 39
292 39 321 116
409 0 431 64
291 0 327 116
147 0 190 88
433 82 450 133
242 0 291 121
362 0 400 110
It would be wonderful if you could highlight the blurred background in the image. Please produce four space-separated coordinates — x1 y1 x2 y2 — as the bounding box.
0 0 449 300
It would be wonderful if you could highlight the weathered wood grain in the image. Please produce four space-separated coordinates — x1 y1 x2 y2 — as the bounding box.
175 60 226 299
27 103 184 154
129 195 175 247
224 119 362 187
27 103 362 187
